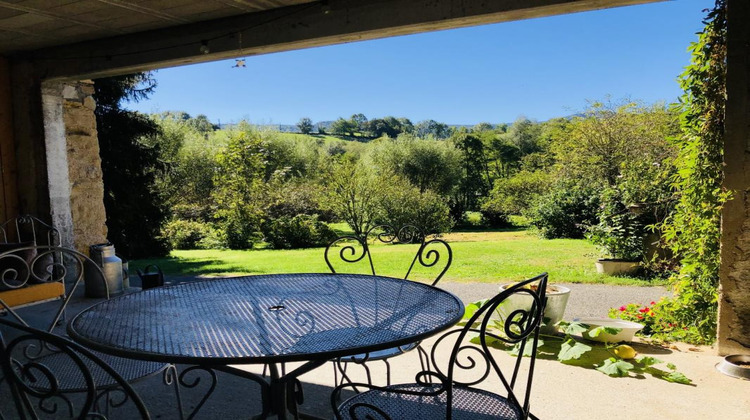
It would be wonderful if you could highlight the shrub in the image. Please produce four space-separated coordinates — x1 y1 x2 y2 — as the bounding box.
478 207 510 228
527 184 600 239
262 214 338 249
375 176 453 236
162 219 222 250
587 188 649 261
481 170 551 216
265 180 335 222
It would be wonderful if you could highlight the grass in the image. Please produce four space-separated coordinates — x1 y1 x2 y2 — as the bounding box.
134 229 662 286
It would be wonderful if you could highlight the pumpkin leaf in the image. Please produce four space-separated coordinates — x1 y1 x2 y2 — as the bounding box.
596 357 634 377
588 326 622 337
510 338 543 357
559 322 589 336
663 371 692 385
558 339 592 361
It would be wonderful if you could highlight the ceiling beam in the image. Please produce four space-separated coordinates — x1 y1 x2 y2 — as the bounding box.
92 0 193 24
17 0 664 81
0 0 122 33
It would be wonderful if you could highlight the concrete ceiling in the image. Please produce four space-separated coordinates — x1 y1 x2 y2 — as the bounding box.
1 0 663 80
0 0 315 54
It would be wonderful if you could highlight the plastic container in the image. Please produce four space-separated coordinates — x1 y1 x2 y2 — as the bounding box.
574 317 644 342
137 264 164 290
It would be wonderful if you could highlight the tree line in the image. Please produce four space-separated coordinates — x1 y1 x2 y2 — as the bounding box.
96 91 679 271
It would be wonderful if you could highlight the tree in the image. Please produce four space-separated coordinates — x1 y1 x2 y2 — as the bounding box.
322 159 379 237
450 133 490 220
331 118 356 137
505 117 543 156
297 117 314 134
369 135 461 196
486 138 522 179
473 122 494 132
415 120 451 139
212 130 267 249
93 72 170 258
187 114 217 133
350 113 368 134
552 100 678 188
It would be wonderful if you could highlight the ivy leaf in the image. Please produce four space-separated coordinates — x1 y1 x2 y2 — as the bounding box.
596 357 634 377
558 339 592 361
560 322 589 336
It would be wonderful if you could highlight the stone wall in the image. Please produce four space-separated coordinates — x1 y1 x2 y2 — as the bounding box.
61 81 107 254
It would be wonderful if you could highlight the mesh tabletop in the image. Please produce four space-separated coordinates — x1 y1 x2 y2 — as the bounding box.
68 274 463 364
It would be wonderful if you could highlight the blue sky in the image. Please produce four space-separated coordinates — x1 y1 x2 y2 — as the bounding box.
126 0 714 126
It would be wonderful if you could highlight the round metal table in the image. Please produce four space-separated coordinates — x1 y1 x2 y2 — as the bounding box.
67 273 464 419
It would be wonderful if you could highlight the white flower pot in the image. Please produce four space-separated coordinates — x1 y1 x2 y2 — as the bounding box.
496 283 571 334
595 259 640 276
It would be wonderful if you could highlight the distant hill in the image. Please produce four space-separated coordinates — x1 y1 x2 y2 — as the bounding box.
219 121 486 133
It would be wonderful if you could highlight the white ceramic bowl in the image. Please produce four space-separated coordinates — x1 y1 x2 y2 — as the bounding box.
574 317 644 343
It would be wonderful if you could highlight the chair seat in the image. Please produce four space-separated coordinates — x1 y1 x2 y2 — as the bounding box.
21 350 167 392
337 384 523 420
340 342 419 363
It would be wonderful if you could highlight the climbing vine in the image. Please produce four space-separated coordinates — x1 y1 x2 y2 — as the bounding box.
660 0 728 344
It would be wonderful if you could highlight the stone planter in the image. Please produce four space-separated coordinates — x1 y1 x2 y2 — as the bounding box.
595 259 640 276
497 283 571 334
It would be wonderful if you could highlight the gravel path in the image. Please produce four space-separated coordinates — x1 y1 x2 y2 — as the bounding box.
158 274 672 320
438 281 672 319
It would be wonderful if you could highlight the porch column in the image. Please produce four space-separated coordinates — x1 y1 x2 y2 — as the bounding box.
61 81 108 254
40 81 74 248
718 0 750 355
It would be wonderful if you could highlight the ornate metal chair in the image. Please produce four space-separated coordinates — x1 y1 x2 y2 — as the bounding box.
331 273 548 420
0 215 64 316
325 225 453 388
0 246 211 420
0 317 151 419
0 214 60 247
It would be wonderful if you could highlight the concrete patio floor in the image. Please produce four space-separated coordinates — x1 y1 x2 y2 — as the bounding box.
4 277 750 419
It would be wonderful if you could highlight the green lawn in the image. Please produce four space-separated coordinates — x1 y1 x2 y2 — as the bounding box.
134 230 661 286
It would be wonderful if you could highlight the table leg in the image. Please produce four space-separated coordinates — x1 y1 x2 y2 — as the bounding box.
269 360 329 420
221 360 328 420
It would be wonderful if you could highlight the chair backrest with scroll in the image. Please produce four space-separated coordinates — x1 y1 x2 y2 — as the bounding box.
441 272 548 418
0 246 108 333
333 273 549 420
324 224 452 285
0 214 60 247
0 318 150 420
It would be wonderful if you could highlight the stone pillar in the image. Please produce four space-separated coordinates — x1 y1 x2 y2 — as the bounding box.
61 81 108 254
718 0 750 355
40 81 75 249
